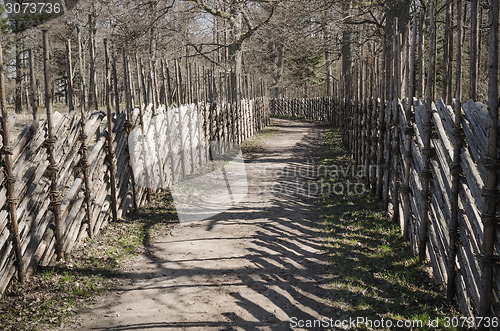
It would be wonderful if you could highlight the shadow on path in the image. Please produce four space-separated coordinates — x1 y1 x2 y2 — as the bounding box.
77 119 332 331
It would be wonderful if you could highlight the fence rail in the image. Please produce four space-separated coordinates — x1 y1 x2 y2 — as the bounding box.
270 95 500 317
0 96 270 294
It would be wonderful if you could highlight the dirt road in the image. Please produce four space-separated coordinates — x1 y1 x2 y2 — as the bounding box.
75 119 331 330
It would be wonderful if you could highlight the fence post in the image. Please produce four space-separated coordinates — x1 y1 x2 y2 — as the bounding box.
417 10 425 99
383 40 392 210
442 0 451 103
351 62 359 163
149 59 157 113
364 60 372 185
121 50 138 209
103 39 118 223
88 15 98 110
77 26 85 113
112 53 120 115
42 30 64 261
479 0 499 318
28 49 38 122
140 58 148 108
402 13 417 241
391 20 401 223
196 66 205 168
0 30 25 284
166 59 173 106
447 0 463 301
356 64 363 166
377 38 387 200
160 59 168 108
369 53 378 191
418 2 436 263
66 40 74 112
470 0 479 100
78 68 94 238
135 54 142 108
175 58 187 178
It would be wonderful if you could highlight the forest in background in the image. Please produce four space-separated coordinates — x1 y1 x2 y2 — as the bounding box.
1 0 495 116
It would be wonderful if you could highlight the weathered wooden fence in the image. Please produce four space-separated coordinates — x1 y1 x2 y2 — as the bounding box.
0 99 269 294
271 96 499 318
269 97 336 122
0 29 270 295
271 1 500 320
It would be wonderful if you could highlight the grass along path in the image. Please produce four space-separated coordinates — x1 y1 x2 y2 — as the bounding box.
320 128 460 330
0 190 177 331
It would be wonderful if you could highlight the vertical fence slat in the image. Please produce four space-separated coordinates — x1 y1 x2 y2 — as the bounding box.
447 0 463 301
402 13 417 241
418 2 436 263
479 0 499 318
0 29 25 284
42 30 64 261
103 39 118 223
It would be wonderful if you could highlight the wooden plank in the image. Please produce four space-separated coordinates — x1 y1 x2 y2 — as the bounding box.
435 99 455 137
460 147 484 212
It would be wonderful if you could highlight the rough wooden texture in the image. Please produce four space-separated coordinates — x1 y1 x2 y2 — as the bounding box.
270 92 499 316
0 91 270 294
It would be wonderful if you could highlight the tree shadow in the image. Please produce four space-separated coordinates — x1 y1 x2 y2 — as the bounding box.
75 119 334 330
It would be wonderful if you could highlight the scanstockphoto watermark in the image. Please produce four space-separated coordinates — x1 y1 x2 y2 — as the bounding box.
128 105 249 225
270 178 368 197
290 316 500 329
252 162 378 197
290 316 431 329
128 107 377 224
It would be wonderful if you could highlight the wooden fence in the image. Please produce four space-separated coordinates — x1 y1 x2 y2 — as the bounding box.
269 97 335 122
0 97 269 294
270 94 499 318
0 28 270 295
272 1 500 319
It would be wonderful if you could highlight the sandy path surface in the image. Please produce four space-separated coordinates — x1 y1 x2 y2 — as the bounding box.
76 119 331 330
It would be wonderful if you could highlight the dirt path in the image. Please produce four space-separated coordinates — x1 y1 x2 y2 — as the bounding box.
75 119 331 330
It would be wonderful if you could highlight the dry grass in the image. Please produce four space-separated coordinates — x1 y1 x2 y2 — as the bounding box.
0 190 177 331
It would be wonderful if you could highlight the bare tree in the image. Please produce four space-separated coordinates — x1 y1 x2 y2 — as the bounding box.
185 0 277 102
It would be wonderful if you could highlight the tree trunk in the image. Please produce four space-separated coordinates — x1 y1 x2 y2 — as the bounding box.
15 31 22 114
341 1 352 97
272 42 285 98
470 0 478 100
229 1 244 104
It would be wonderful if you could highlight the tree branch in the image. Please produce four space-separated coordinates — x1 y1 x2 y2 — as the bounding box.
239 2 277 43
184 0 232 21
186 42 224 65
242 8 254 30
148 0 177 28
